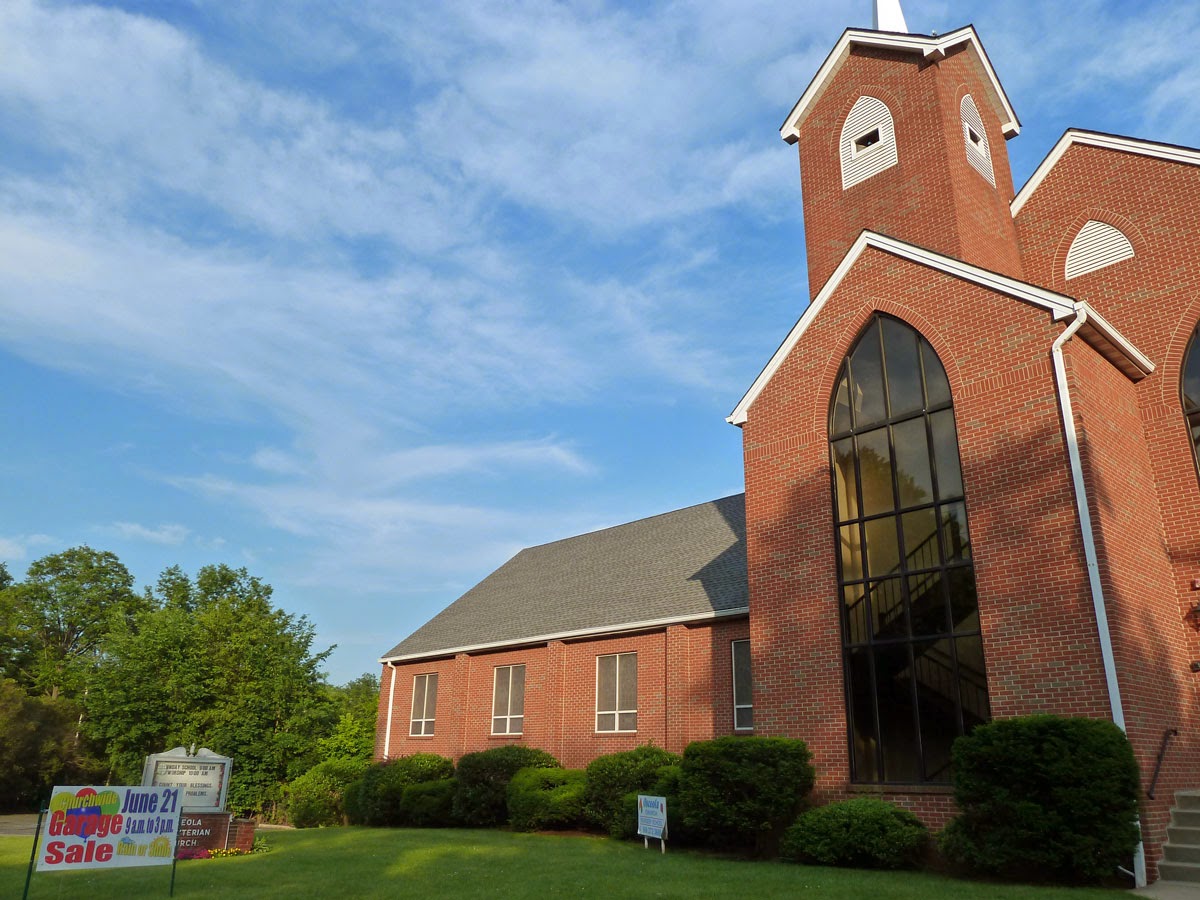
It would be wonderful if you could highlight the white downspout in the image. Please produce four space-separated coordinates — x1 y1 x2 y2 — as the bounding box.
1051 305 1147 888
383 663 397 760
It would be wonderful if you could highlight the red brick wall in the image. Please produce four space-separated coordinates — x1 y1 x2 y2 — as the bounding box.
796 44 1022 298
376 618 751 769
741 249 1111 828
1064 336 1200 870
1015 144 1200 873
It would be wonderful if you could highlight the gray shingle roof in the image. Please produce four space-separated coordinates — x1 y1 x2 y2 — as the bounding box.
381 494 747 661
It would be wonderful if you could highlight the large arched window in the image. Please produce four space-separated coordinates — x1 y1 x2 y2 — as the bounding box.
829 315 990 784
1184 323 1200 480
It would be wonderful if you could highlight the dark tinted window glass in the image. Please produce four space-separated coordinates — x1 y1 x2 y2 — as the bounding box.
850 322 887 428
858 427 894 516
828 315 988 784
882 317 923 417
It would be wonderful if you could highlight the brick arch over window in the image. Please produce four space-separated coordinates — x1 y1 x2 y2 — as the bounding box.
829 314 990 784
1183 322 1200 483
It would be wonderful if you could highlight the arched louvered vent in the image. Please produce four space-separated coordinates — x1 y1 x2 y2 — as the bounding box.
1064 220 1135 280
841 96 898 190
960 95 994 186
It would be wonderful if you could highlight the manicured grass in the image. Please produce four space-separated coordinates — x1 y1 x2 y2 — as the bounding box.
3 827 1124 899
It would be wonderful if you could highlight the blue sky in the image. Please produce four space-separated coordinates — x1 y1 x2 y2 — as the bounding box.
2 0 1198 685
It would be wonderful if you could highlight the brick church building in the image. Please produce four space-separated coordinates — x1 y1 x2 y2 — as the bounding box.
377 2 1200 883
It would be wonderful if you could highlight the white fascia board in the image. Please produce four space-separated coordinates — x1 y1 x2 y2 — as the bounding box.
1013 130 1200 216
1076 301 1155 377
726 232 1077 426
378 606 750 665
780 26 1019 145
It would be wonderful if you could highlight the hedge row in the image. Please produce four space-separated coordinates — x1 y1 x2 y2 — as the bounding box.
282 715 1141 885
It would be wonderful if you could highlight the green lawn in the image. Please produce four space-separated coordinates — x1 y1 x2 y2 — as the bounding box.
3 827 1126 899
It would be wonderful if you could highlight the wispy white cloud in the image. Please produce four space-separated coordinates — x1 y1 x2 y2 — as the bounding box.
0 533 56 563
3 0 1194 681
107 522 191 546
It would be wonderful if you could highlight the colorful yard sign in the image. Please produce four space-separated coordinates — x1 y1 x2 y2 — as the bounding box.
36 786 180 872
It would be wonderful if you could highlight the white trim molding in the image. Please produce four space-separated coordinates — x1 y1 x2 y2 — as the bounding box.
1012 130 1200 216
726 232 1153 426
378 605 750 665
780 26 1019 144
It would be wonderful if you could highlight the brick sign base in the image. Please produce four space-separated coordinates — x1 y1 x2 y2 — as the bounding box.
175 812 231 857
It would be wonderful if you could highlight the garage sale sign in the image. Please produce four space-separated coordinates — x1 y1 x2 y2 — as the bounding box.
36 785 181 872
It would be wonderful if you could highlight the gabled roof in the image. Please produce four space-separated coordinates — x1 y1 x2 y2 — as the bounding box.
380 494 748 663
726 231 1153 426
780 25 1020 144
1012 129 1200 216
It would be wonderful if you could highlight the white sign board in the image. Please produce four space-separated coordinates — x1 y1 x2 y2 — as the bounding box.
637 794 667 840
36 786 180 872
142 746 231 813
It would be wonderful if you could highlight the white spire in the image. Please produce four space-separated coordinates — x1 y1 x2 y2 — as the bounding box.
873 0 909 32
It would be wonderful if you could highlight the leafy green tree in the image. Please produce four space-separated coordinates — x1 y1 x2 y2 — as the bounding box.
314 673 379 763
87 563 334 818
0 547 142 699
0 679 102 810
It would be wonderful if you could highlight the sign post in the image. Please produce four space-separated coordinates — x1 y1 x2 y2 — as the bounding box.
636 794 668 854
21 808 46 900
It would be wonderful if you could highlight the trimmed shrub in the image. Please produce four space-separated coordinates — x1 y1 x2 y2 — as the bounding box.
343 777 367 824
939 715 1140 884
346 753 455 826
613 764 697 845
400 778 458 827
583 745 680 835
284 758 369 828
680 736 815 855
781 799 928 869
507 767 587 831
453 745 559 827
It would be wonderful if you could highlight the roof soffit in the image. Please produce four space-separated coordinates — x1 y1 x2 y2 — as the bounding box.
780 26 1020 145
726 232 1151 426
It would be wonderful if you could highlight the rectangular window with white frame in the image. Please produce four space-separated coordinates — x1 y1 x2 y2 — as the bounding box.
492 664 525 735
410 672 438 736
596 651 637 732
732 639 753 731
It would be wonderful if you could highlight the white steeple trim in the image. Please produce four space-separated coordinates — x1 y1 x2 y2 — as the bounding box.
874 0 909 32
779 27 1020 144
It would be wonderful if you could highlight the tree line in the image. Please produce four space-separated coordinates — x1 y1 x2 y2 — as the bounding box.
0 546 377 817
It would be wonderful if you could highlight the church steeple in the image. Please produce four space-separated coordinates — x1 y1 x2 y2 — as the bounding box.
873 0 909 32
780 24 1025 294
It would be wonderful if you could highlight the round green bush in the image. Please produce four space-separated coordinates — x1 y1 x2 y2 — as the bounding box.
452 745 559 827
400 778 458 827
507 767 587 831
582 745 680 835
346 753 455 826
284 758 369 828
781 799 928 869
612 764 696 845
938 715 1140 884
680 736 814 855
